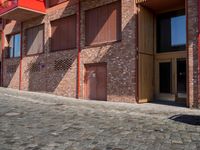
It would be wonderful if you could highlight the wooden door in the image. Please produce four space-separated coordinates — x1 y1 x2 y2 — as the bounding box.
138 6 154 103
84 63 107 101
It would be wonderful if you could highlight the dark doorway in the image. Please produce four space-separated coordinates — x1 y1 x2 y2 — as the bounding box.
84 63 107 101
177 59 186 94
176 58 187 103
159 62 172 93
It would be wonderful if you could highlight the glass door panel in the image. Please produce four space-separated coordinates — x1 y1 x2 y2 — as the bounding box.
177 58 186 99
159 62 172 93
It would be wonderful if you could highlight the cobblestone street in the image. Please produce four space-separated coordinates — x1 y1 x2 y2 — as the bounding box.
0 88 200 150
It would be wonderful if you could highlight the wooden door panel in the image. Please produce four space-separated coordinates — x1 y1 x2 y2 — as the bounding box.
85 66 97 100
139 54 153 103
96 65 107 101
138 6 154 55
138 5 154 103
85 63 107 101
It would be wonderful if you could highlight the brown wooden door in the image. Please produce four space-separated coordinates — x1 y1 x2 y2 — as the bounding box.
138 5 154 103
84 63 107 101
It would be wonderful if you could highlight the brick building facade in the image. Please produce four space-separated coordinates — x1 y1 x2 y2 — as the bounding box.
0 0 199 108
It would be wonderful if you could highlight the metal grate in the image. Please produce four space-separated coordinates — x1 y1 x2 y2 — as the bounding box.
28 62 43 73
54 59 73 71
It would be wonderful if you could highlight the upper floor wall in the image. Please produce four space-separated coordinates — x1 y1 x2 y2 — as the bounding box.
0 0 46 21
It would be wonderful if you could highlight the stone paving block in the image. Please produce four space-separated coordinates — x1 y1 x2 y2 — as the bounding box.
0 88 200 149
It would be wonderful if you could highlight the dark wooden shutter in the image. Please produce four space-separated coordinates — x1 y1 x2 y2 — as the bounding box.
51 15 76 51
26 25 44 55
85 0 121 45
49 0 67 7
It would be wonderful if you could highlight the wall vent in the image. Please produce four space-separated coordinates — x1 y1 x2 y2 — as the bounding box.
7 65 18 73
28 62 43 73
54 59 73 71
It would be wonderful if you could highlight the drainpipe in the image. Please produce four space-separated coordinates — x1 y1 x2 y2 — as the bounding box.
1 19 4 87
198 0 200 107
76 0 81 99
19 22 23 90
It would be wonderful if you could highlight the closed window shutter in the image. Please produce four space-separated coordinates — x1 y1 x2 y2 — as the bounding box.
51 15 76 51
85 0 121 45
26 25 44 55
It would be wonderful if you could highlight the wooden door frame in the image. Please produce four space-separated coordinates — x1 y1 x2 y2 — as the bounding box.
155 59 174 100
136 0 189 106
155 52 187 100
185 0 189 107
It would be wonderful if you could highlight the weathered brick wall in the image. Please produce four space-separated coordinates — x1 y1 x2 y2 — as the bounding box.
79 0 136 102
20 4 78 97
3 0 136 103
2 0 199 106
187 0 199 108
3 21 21 89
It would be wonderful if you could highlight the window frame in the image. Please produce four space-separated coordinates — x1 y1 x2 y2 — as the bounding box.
157 9 186 53
50 15 77 52
85 1 122 46
6 33 21 59
25 24 45 57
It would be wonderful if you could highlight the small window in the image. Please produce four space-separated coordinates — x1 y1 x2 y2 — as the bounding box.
48 0 67 7
51 15 76 52
85 1 121 46
157 10 186 53
171 16 186 47
7 33 21 58
26 25 44 56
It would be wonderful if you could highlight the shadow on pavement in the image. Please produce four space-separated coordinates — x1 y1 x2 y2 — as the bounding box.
150 100 186 108
169 114 200 126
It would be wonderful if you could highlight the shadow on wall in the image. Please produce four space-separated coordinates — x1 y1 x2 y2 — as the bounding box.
3 22 21 89
83 16 136 98
169 114 200 126
6 0 136 99
3 58 20 89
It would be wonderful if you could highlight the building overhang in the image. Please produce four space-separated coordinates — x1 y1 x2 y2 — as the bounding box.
0 0 46 21
136 0 185 13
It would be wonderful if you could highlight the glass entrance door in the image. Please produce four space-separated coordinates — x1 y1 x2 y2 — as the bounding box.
155 59 175 101
155 57 187 103
176 59 187 100
159 62 172 94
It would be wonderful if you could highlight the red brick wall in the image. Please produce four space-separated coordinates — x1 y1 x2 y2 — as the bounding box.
2 0 200 107
187 0 199 108
79 0 136 102
2 0 137 103
3 21 21 89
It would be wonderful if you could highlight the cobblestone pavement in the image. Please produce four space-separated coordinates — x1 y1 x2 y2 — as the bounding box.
0 88 200 150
